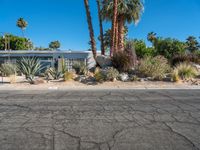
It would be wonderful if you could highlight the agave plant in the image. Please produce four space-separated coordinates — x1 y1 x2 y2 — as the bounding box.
72 62 87 75
46 67 63 80
17 57 42 84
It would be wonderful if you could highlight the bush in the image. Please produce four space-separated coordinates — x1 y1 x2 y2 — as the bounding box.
17 57 42 84
94 67 119 82
0 63 17 76
133 39 155 58
73 62 87 75
94 70 106 83
172 63 199 80
155 38 186 59
138 56 171 80
64 71 74 81
105 67 119 81
112 50 136 73
172 54 200 66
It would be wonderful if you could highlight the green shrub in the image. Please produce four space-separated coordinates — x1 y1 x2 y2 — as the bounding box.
73 62 87 75
105 67 119 81
133 39 155 58
17 57 42 84
138 56 171 80
0 63 17 76
172 63 199 80
94 67 119 82
94 70 106 83
64 71 74 81
155 38 186 59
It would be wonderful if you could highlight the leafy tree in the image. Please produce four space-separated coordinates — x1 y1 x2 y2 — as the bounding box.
16 18 28 37
133 39 155 58
156 38 186 59
49 41 61 50
186 36 199 53
0 34 33 50
84 0 97 59
102 0 144 51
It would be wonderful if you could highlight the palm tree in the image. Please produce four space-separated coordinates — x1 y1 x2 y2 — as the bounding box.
147 32 157 48
186 36 199 53
84 0 97 59
97 0 105 55
102 0 144 51
147 32 157 43
16 18 28 37
111 0 118 56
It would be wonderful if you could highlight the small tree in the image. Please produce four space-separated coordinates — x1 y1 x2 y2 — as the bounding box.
49 41 61 50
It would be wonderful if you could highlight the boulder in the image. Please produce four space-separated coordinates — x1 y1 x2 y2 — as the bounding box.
193 64 200 72
96 55 112 68
119 73 129 82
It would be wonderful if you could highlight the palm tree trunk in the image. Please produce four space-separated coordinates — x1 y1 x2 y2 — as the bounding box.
118 15 125 51
22 29 25 38
111 0 118 56
84 0 97 59
97 0 105 55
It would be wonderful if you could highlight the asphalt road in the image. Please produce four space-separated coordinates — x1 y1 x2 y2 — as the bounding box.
0 90 200 150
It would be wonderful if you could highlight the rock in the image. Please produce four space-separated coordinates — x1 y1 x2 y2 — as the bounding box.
119 73 129 82
162 77 172 82
74 75 87 82
193 63 200 70
96 55 112 68
139 78 145 82
82 76 96 84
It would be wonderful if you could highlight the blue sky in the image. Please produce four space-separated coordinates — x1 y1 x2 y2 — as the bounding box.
0 0 200 50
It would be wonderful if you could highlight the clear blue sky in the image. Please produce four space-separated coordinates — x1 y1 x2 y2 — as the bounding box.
0 0 200 50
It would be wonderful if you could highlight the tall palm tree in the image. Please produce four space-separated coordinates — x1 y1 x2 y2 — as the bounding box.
111 0 118 56
102 0 144 51
97 0 105 55
17 18 28 37
186 36 199 53
147 32 156 43
84 0 97 59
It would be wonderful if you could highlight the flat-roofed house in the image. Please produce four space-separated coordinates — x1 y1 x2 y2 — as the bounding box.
0 50 96 71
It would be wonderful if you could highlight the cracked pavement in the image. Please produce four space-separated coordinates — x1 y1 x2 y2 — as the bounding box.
0 89 200 150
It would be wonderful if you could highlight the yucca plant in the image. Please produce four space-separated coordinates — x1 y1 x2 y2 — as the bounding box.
17 57 42 84
172 63 199 81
